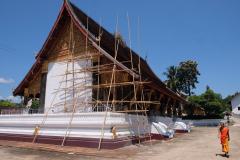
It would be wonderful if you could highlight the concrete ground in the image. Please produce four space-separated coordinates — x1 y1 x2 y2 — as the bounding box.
0 118 239 160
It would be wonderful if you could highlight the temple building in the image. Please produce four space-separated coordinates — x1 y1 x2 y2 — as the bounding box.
0 0 190 149
13 0 185 116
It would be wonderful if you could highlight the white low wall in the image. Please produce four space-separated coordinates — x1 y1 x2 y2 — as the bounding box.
0 112 149 139
150 116 222 127
182 119 222 126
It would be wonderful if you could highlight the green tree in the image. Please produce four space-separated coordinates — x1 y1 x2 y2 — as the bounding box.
188 87 228 118
188 95 204 106
177 60 200 96
163 60 200 96
163 66 179 92
0 100 14 107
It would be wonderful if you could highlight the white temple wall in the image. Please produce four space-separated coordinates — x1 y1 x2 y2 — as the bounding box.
44 60 92 113
231 94 240 115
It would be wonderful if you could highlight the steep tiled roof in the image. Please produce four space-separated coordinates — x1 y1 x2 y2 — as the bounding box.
13 0 185 102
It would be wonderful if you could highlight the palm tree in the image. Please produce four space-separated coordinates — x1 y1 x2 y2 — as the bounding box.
163 66 179 92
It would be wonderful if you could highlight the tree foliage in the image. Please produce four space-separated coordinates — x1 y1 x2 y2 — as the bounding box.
188 87 230 117
164 60 200 95
163 66 178 92
0 100 15 107
177 61 200 96
31 99 40 109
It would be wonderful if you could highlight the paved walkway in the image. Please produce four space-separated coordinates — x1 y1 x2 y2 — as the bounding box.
131 126 239 160
0 119 239 160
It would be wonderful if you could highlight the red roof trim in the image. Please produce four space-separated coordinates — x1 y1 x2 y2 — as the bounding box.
36 2 67 59
13 2 66 95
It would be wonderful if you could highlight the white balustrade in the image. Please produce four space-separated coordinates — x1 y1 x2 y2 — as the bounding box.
0 112 149 139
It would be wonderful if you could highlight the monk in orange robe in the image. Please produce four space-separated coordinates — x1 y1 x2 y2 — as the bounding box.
219 122 230 157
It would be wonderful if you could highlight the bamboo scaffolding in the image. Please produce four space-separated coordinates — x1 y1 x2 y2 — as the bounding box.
98 16 120 150
96 19 103 112
127 13 141 144
53 100 160 107
113 110 148 113
47 46 101 57
55 61 132 76
63 61 69 112
32 8 162 149
32 60 68 143
61 19 77 146
56 81 150 91
57 68 131 77
137 16 152 145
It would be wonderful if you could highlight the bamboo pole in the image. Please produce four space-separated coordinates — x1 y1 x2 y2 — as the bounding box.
96 18 102 112
113 110 148 113
98 16 119 150
32 62 67 143
53 100 160 107
127 13 141 144
136 16 152 145
61 19 77 146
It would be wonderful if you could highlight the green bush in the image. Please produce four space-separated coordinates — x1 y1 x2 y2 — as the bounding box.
0 100 14 107
31 99 40 109
188 87 230 118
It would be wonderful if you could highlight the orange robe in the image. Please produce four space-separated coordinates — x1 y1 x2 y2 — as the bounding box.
220 127 229 153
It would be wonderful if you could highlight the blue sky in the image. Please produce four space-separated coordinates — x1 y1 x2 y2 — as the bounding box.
0 0 239 101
